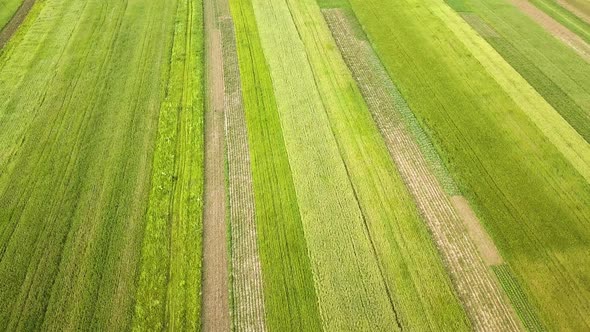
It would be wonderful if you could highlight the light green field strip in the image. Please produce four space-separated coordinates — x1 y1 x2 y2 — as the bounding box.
349 0 590 330
252 0 470 330
132 0 204 329
323 8 521 330
0 0 181 329
228 0 323 330
430 3 590 185
461 0 590 143
0 0 22 30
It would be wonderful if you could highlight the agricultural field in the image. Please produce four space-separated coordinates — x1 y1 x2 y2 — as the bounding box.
1 0 589 330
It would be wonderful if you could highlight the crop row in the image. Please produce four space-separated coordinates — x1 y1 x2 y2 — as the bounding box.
227 0 323 330
462 0 590 144
132 0 204 328
0 0 182 329
252 0 472 328
323 7 519 330
492 264 544 331
349 0 590 329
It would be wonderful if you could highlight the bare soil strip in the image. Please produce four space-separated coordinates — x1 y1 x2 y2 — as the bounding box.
511 0 590 61
323 9 521 331
220 14 267 331
0 0 35 49
451 196 503 266
557 0 590 25
202 0 230 329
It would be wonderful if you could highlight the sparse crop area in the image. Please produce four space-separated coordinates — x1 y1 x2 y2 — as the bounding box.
1 0 589 330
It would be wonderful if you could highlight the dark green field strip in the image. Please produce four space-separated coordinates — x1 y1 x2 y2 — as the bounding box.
228 0 323 330
529 0 590 43
132 0 204 329
493 264 545 332
0 0 181 330
458 0 590 144
349 0 590 330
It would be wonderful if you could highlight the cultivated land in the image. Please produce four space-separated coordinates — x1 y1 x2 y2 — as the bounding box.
1 0 590 330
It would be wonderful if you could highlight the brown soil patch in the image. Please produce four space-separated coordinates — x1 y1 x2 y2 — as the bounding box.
451 196 503 266
201 0 230 329
0 0 35 49
511 0 590 61
557 0 590 25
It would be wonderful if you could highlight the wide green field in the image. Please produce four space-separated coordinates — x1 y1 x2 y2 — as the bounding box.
1 0 589 330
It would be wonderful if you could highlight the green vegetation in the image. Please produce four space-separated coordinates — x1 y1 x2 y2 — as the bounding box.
349 0 590 330
132 0 204 329
0 0 23 30
0 0 202 329
528 0 590 43
493 264 545 332
243 0 470 329
228 0 323 330
450 0 590 144
2 0 590 329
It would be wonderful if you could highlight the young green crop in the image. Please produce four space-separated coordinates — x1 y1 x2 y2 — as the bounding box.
349 0 590 329
133 0 204 328
228 0 323 330
456 0 590 143
0 0 191 329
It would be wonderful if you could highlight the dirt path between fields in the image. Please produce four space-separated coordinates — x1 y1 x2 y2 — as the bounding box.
0 0 35 49
511 0 590 61
451 196 503 266
201 0 230 329
557 0 590 25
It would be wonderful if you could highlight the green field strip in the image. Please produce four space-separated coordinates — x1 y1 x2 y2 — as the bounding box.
250 0 402 329
288 0 471 329
228 0 323 330
493 264 545 332
0 0 182 329
349 0 590 330
529 0 590 43
132 0 204 329
0 0 23 30
461 0 590 144
323 8 521 330
248 0 472 329
431 4 590 188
